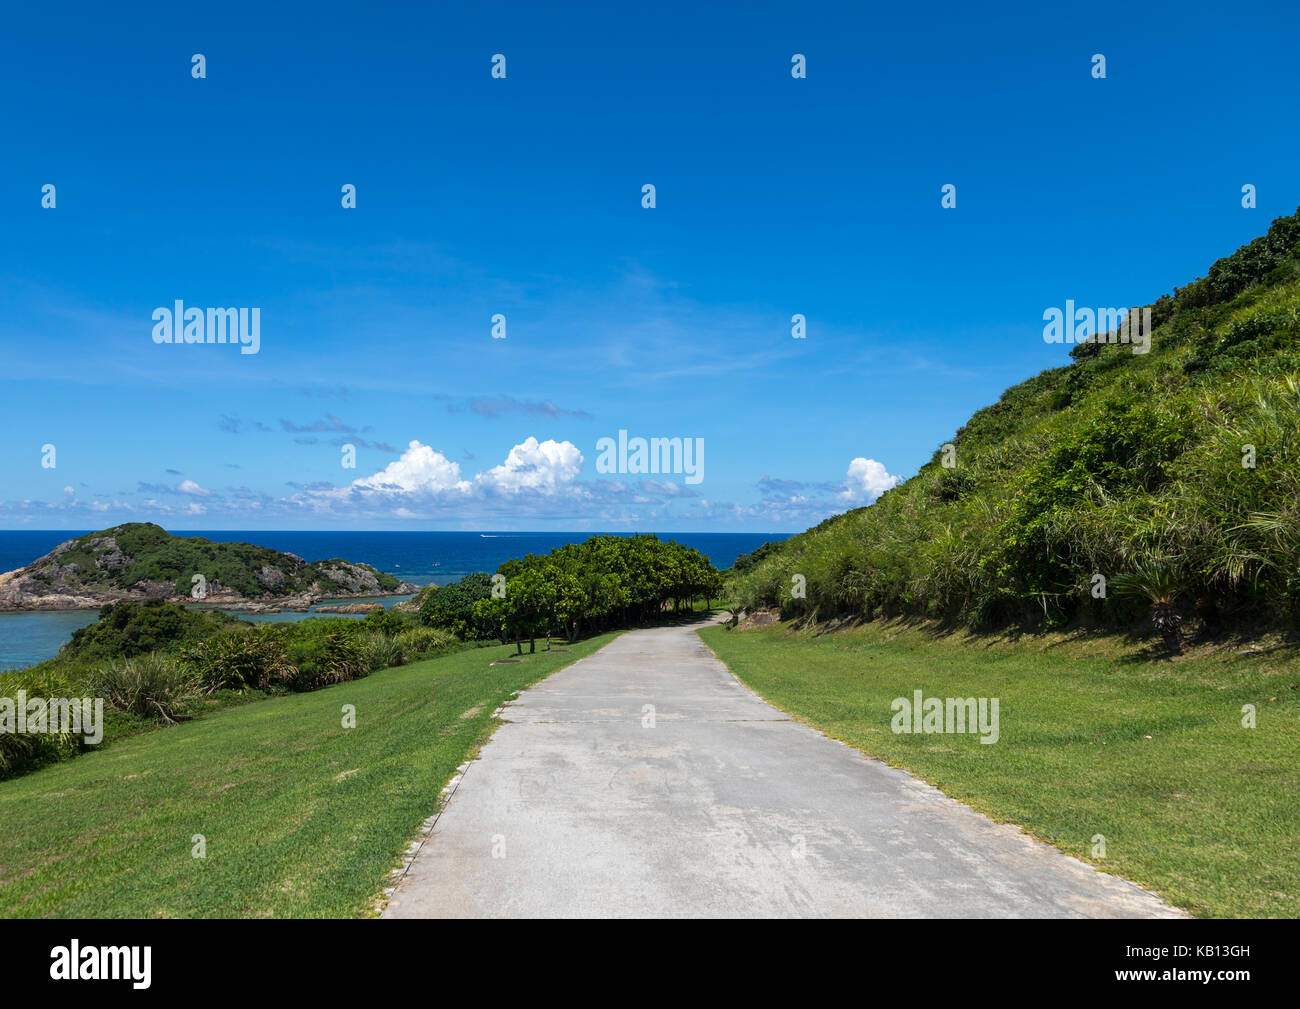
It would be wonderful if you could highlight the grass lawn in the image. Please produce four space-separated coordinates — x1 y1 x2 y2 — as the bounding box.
698 621 1299 918
0 633 620 918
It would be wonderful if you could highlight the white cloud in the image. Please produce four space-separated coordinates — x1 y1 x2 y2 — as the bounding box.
839 457 899 503
473 437 583 496
5 435 894 531
304 436 585 517
351 440 471 496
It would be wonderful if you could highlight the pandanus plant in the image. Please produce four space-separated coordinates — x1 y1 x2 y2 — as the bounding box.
1111 563 1188 655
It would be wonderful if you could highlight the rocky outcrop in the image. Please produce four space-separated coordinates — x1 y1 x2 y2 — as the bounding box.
310 561 394 596
393 585 437 613
214 596 317 614
256 565 286 589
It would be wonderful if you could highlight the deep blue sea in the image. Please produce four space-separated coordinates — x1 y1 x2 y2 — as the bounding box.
0 530 786 670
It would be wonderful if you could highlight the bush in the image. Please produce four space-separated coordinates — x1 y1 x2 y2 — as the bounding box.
357 633 406 673
419 573 495 637
91 653 202 724
66 600 236 661
186 627 297 692
395 626 454 655
0 668 88 779
286 630 365 690
361 607 408 636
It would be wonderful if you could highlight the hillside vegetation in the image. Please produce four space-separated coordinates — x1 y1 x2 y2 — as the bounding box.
734 209 1300 636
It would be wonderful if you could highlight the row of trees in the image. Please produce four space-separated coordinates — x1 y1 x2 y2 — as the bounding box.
419 535 724 652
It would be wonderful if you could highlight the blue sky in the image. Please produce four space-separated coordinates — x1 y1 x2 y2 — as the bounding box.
2 1 1298 531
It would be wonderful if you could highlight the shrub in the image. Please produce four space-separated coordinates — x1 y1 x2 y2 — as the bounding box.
186 627 297 692
395 626 454 655
419 573 494 637
66 600 236 661
361 607 408 636
0 668 87 778
1112 564 1189 654
286 630 365 690
91 653 202 724
357 633 406 673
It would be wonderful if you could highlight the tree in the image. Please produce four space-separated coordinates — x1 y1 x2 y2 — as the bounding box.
501 567 552 654
1112 563 1188 655
421 536 723 647
419 572 494 638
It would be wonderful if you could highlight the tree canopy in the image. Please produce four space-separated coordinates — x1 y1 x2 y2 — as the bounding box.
421 534 723 651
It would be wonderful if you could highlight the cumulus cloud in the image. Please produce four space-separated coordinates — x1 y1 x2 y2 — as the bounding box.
177 479 211 497
281 436 589 520
474 437 584 495
839 457 899 503
351 440 471 496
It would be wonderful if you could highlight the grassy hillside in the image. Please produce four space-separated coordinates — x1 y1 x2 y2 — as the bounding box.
0 523 410 606
0 633 620 917
734 209 1300 635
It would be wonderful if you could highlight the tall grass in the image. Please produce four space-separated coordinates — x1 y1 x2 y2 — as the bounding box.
0 668 87 778
90 653 202 724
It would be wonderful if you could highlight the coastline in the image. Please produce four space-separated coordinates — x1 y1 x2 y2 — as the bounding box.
0 566 419 615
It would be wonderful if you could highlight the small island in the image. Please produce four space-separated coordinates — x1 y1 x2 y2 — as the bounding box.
0 523 417 613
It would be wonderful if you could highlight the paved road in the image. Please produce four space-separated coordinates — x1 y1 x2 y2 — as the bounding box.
384 619 1183 918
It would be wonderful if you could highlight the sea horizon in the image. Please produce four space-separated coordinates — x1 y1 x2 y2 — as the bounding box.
0 528 789 584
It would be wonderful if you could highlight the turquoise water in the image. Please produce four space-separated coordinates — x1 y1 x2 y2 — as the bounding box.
0 610 102 671
0 530 785 670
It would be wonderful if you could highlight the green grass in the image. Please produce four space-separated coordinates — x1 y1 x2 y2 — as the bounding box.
0 633 619 917
699 621 1299 918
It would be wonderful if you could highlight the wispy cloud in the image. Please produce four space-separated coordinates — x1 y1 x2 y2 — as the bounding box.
279 414 370 434
452 395 592 421
220 415 271 435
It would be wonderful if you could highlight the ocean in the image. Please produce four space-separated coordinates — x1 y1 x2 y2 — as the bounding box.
0 530 786 670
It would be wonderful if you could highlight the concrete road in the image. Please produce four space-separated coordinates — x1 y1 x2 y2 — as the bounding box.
384 619 1183 918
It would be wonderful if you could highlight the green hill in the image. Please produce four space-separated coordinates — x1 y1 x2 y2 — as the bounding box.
733 209 1300 634
0 523 415 611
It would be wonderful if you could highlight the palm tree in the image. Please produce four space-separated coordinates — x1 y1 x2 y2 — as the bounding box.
1111 563 1187 655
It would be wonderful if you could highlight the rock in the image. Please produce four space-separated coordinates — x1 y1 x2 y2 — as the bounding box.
256 565 286 589
315 603 384 614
